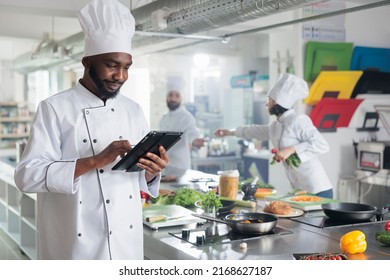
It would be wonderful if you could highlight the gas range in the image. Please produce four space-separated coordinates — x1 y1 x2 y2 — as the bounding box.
169 224 293 247
290 214 384 229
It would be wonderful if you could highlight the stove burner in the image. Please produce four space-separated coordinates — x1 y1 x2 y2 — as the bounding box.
290 215 382 229
169 225 292 247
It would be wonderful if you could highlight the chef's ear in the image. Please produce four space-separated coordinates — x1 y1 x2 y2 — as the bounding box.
82 57 91 68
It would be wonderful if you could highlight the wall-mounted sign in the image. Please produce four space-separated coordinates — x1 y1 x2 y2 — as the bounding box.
302 2 346 42
230 75 254 88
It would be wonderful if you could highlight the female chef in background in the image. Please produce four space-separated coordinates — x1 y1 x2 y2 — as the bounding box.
215 73 333 198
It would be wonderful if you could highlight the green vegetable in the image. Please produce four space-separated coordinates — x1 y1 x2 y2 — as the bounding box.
150 194 173 205
375 231 390 246
172 187 203 207
270 151 301 168
376 234 390 246
375 231 390 239
201 191 222 213
219 197 256 208
240 178 274 189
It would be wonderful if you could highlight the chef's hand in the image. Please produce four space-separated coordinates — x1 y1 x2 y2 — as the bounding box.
274 146 295 162
137 145 169 183
192 137 207 149
74 140 132 179
214 129 234 137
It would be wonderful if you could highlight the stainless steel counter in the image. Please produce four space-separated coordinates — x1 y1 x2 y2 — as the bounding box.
143 208 390 260
144 170 390 260
2 156 389 260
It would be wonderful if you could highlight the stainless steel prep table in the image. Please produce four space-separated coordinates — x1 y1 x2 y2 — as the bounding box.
144 174 390 260
143 209 390 260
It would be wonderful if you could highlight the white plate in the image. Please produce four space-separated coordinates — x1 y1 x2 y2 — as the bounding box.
261 208 304 218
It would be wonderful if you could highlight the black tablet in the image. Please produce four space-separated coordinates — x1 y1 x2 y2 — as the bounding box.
111 130 183 172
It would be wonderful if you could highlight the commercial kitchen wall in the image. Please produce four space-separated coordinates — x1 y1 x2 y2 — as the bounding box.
267 5 390 197
1 4 390 199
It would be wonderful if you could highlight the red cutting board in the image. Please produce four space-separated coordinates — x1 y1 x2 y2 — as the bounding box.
309 98 363 129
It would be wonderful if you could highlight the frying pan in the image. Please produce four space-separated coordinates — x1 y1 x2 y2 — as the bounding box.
193 212 278 235
321 202 377 221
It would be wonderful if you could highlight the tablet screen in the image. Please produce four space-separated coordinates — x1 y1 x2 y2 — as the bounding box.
111 130 183 172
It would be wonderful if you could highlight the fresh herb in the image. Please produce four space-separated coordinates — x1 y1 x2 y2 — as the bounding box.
201 191 222 213
270 148 301 168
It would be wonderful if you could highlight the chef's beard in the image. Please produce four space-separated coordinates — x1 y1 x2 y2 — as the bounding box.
167 101 180 111
89 64 123 100
269 104 288 116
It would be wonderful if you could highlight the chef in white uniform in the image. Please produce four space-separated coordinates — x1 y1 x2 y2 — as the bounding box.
159 89 205 177
14 0 168 260
215 73 333 198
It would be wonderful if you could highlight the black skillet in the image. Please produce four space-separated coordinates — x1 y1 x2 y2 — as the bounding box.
321 202 377 222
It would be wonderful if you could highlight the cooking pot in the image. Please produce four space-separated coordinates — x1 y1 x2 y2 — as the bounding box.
321 202 377 221
193 212 278 235
194 199 235 213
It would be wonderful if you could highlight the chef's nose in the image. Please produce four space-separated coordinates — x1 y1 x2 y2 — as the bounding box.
113 68 126 81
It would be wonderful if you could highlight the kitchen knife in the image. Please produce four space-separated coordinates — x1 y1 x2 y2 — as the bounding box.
145 215 186 223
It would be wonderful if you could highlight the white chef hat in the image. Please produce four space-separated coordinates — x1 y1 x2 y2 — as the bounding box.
268 73 309 109
78 0 135 57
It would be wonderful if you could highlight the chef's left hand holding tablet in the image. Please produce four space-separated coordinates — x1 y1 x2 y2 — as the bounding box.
137 145 169 182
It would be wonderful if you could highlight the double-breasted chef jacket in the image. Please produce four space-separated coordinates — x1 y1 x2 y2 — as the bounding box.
235 109 332 194
14 82 160 259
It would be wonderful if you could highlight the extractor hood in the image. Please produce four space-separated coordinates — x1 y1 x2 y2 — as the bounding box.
12 0 332 73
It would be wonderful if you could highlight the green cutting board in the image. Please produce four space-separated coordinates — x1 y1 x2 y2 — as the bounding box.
267 194 338 211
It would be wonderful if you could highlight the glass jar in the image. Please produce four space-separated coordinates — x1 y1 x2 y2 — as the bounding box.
218 169 239 200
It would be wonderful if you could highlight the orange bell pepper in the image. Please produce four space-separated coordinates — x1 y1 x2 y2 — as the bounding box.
340 230 367 254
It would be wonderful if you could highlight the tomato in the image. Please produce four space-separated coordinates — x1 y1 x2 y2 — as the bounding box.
271 148 277 154
385 221 390 231
140 191 150 201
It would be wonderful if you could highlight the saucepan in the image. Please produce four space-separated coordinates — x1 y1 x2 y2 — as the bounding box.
321 202 378 222
193 212 278 235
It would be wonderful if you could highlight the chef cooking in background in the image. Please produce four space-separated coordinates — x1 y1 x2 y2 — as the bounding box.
159 88 206 179
215 73 333 198
14 0 168 260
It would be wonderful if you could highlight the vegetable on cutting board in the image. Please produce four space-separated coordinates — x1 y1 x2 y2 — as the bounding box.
385 221 390 231
340 230 367 254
